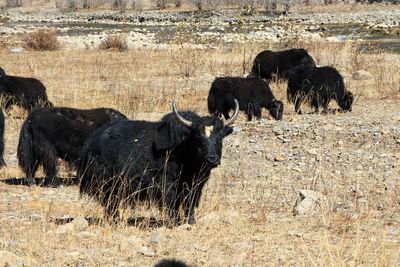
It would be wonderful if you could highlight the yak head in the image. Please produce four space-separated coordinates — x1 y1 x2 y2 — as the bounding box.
339 91 354 112
153 100 239 168
268 100 284 120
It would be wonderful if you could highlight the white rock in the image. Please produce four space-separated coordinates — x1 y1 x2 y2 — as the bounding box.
56 223 75 235
352 70 374 80
136 246 155 257
72 216 89 231
10 47 24 53
149 232 162 243
77 231 96 239
294 190 324 215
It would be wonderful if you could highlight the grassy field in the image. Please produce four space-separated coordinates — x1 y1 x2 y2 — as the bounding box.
0 38 399 266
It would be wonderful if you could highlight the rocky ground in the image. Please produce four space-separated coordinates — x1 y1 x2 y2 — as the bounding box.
0 100 399 266
1 5 400 50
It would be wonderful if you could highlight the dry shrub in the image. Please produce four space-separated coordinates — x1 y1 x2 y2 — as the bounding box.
22 29 60 51
172 47 205 78
99 34 128 51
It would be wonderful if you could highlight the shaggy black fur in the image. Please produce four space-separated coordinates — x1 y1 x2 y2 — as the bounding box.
17 107 127 186
78 111 234 225
287 66 354 114
0 109 5 168
208 77 284 121
0 67 53 112
251 48 316 80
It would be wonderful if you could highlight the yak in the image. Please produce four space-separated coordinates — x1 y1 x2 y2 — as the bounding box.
250 48 316 80
0 109 5 168
286 66 354 114
78 100 239 225
207 77 284 121
17 107 127 187
0 67 53 112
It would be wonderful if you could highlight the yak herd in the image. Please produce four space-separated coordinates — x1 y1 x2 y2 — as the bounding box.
0 48 354 226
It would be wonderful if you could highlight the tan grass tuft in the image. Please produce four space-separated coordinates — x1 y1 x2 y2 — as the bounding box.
22 29 60 51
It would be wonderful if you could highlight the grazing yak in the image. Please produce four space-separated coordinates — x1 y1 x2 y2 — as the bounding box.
78 100 239 225
250 48 316 80
287 66 354 114
207 77 284 121
0 67 53 112
0 109 5 168
17 107 127 187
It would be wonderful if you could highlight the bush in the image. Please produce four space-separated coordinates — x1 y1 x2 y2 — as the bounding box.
22 29 60 51
99 34 128 51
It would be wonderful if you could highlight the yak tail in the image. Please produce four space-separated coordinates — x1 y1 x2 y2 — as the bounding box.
0 109 5 168
17 119 34 179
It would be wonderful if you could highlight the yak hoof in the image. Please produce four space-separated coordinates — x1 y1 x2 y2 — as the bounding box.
26 178 36 187
188 216 196 225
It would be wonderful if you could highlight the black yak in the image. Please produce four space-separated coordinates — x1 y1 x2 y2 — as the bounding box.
251 48 316 80
207 77 284 121
0 67 53 112
78 100 239 225
17 107 127 187
0 109 5 168
286 66 354 114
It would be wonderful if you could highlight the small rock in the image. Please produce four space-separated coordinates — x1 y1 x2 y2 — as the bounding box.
352 70 373 80
77 231 96 239
56 223 75 235
10 47 24 53
29 213 42 221
72 216 89 231
0 251 27 267
294 190 324 215
149 232 162 243
137 246 155 257
274 155 285 162
233 126 242 133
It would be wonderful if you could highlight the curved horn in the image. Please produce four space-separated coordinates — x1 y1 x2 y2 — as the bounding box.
172 100 193 128
225 99 239 126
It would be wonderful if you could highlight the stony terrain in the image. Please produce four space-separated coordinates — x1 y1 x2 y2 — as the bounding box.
0 100 399 266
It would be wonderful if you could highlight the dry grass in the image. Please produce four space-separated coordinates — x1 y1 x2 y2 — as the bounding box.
0 40 399 266
99 34 128 51
22 29 60 51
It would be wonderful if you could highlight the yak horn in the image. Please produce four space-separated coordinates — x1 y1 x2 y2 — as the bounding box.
225 99 239 126
172 100 193 128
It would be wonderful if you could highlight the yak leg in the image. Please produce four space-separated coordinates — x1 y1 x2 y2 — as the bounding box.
252 104 262 120
41 148 62 187
294 98 302 114
246 103 253 121
35 135 61 187
25 161 39 186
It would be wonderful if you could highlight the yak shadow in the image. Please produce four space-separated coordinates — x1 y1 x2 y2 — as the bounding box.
50 215 166 229
1 177 80 187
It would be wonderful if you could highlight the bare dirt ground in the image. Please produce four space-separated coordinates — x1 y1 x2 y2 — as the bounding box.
0 3 399 267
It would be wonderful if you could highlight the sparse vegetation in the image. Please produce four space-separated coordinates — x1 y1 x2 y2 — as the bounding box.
99 34 128 51
22 29 60 51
